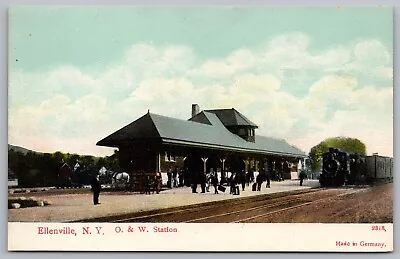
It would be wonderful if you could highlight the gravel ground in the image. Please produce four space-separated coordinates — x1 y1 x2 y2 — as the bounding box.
249 183 393 223
8 180 320 222
93 188 360 223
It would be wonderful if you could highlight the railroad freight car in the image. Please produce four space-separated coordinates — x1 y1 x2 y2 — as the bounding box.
365 155 394 183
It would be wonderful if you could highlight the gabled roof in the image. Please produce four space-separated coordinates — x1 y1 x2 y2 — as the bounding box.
60 163 72 170
97 112 161 147
97 111 306 158
253 136 305 157
188 112 212 125
204 108 258 128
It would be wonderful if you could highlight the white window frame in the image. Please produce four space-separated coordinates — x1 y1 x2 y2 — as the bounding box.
165 152 176 162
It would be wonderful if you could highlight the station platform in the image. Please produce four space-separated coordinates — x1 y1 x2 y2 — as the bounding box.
8 180 320 222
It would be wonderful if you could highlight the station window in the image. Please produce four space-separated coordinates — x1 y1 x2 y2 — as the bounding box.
165 152 176 162
248 129 255 136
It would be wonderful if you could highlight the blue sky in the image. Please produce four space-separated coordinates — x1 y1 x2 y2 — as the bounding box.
8 6 393 157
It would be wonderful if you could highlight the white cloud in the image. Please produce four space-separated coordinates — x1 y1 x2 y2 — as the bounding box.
39 94 71 110
9 67 95 107
191 33 391 82
263 32 311 70
354 39 391 65
291 81 393 157
8 33 393 157
124 44 195 77
304 75 358 119
234 73 281 93
267 32 310 53
311 46 351 69
132 77 195 102
340 39 392 78
194 49 256 78
374 66 393 80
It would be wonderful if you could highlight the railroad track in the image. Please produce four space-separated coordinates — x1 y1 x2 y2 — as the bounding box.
184 197 305 223
108 188 346 223
233 189 363 223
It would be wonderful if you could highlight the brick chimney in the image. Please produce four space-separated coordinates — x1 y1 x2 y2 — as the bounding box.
191 104 200 118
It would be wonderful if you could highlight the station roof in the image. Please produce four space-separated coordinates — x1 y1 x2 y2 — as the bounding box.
97 111 306 158
204 108 258 128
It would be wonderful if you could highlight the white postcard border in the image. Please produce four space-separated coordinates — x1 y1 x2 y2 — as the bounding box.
2 0 399 257
8 222 393 252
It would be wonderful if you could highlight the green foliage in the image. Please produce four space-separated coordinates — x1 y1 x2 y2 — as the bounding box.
8 148 119 188
309 137 366 172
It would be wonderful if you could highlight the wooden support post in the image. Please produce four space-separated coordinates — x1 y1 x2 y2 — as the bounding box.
220 158 226 173
157 153 161 172
201 157 208 174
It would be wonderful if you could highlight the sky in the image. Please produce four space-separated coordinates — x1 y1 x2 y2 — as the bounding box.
8 6 393 157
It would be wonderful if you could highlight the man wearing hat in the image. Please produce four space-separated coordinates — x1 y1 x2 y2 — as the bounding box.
91 174 102 205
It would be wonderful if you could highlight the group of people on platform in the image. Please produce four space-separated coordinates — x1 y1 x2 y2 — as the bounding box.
190 170 219 194
144 171 163 195
166 167 185 188
88 165 307 205
141 161 297 196
188 166 280 195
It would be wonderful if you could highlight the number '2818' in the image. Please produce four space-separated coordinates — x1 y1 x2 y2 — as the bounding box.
372 226 386 231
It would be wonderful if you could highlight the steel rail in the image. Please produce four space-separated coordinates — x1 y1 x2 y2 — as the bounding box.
233 189 363 223
184 198 305 223
110 188 325 223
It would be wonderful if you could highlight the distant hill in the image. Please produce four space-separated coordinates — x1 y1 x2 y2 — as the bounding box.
8 144 104 159
8 144 39 155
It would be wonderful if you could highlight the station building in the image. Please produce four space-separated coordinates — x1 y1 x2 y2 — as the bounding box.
97 104 307 189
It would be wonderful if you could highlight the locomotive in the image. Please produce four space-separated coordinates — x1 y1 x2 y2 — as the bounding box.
319 147 393 187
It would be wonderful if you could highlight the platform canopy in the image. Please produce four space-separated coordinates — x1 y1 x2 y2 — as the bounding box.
97 111 307 158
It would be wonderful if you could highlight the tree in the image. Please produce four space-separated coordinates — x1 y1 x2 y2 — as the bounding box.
80 155 95 167
96 150 119 172
52 151 66 164
65 153 80 166
309 137 366 172
8 146 118 187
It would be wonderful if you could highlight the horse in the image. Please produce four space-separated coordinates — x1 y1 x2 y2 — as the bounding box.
112 172 130 189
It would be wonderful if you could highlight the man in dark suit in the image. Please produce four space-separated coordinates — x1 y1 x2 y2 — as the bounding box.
144 175 151 195
256 171 263 191
153 172 162 194
299 170 306 186
192 171 198 193
91 174 101 205
266 168 271 188
211 172 219 194
240 170 246 191
200 172 207 193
